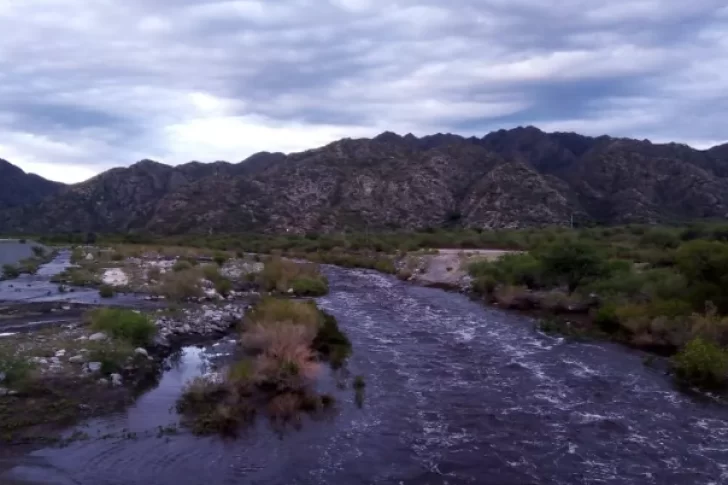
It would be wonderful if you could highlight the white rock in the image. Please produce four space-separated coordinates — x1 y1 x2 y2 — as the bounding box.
85 253 94 261
287 288 294 294
55 349 66 357
61 305 71 310
134 348 148 357
89 332 108 342
68 355 85 364
182 324 191 334
102 268 129 287
0 372 5 383
31 357 48 365
110 373 123 387
98 378 109 386
50 356 61 365
76 336 89 341
87 362 102 373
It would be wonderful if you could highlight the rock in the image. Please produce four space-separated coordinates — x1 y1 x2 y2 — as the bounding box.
87 362 102 373
0 372 5 383
287 288 294 294
0 387 8 396
61 304 71 310
50 356 61 365
182 324 191 334
98 378 109 386
31 357 48 365
85 253 94 261
134 347 149 357
89 332 108 342
55 349 66 357
110 373 123 387
68 355 85 364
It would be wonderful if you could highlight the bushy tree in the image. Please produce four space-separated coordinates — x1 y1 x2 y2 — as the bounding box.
538 239 605 293
675 240 728 312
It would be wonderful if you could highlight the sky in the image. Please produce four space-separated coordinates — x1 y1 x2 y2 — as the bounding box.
0 0 727 183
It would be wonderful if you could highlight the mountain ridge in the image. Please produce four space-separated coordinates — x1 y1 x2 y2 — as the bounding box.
1 127 727 234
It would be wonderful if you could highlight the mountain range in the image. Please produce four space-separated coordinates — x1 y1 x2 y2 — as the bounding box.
1 126 727 235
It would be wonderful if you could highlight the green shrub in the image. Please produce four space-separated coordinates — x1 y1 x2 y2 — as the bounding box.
593 303 620 333
469 253 542 289
672 337 728 389
312 311 351 368
0 355 34 387
2 264 20 279
173 260 193 272
352 375 366 390
472 275 497 295
538 239 606 293
213 252 228 267
87 343 134 375
87 308 157 347
258 257 328 295
291 277 329 296
98 284 115 298
676 240 728 312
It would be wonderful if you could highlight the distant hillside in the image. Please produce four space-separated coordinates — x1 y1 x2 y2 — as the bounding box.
0 159 64 210
1 128 727 234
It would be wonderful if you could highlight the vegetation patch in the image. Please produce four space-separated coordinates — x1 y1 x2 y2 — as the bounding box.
257 257 329 296
177 298 354 436
86 308 157 347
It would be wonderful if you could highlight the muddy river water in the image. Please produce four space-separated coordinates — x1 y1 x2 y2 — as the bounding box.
2 264 728 484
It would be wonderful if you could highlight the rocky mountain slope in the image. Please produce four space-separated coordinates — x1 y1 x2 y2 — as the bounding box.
0 159 64 210
1 127 727 234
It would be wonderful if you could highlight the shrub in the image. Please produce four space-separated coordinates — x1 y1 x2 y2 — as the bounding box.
675 240 728 312
156 268 203 301
173 260 193 272
353 375 366 390
213 252 228 267
31 246 45 258
2 264 20 279
472 275 497 295
98 284 115 298
672 337 728 389
469 253 542 289
146 266 162 282
245 298 321 330
291 277 329 296
312 311 352 368
0 355 34 387
87 342 135 375
87 308 157 347
593 303 620 333
258 257 328 295
538 239 606 293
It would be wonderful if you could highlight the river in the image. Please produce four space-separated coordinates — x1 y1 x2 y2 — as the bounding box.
2 266 728 484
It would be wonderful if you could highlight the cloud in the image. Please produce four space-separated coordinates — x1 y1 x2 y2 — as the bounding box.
0 0 726 182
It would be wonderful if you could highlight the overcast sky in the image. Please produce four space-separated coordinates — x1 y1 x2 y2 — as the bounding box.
1 0 726 183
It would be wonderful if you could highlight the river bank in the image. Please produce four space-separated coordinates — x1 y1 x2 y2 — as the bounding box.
2 265 727 484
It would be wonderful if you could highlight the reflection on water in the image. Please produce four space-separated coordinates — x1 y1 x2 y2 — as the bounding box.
3 267 728 485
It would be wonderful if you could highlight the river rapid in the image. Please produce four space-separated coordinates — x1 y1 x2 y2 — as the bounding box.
3 266 728 484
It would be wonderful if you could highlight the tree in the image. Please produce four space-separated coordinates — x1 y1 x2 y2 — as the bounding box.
539 239 605 293
675 240 728 313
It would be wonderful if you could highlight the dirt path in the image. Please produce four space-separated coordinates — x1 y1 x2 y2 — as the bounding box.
404 249 514 289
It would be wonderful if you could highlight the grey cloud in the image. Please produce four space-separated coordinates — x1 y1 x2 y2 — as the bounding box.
0 0 726 182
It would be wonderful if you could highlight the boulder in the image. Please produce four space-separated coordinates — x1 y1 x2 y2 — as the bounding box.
89 332 108 342
55 349 66 357
110 373 123 387
87 362 102 373
68 355 85 364
134 347 149 357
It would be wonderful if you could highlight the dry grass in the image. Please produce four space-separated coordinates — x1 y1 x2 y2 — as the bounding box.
154 268 203 300
257 256 327 294
244 297 322 330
